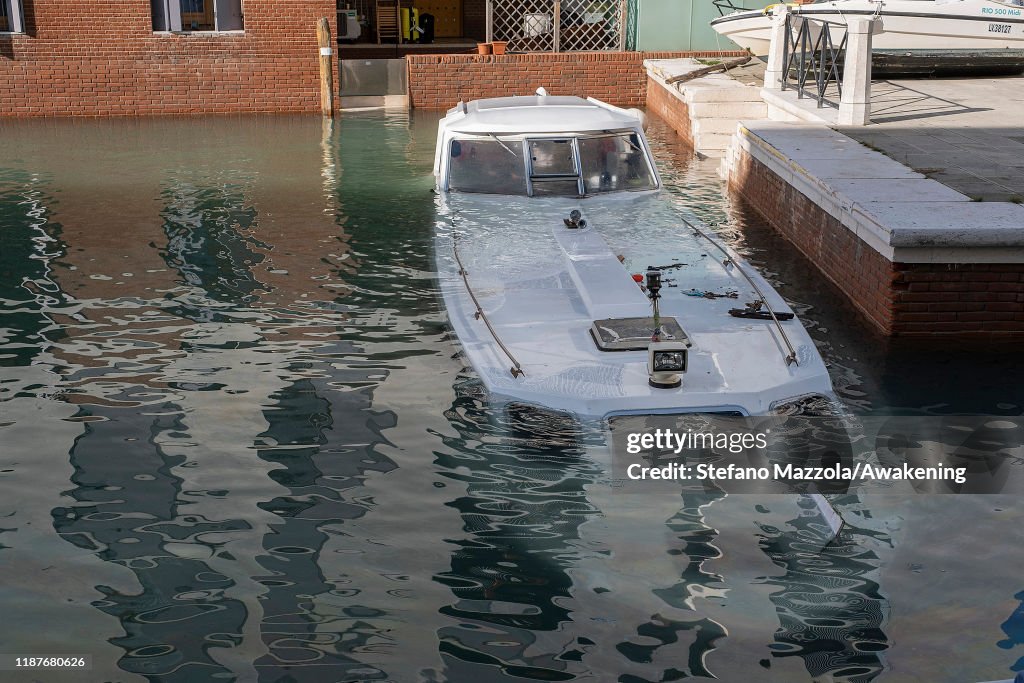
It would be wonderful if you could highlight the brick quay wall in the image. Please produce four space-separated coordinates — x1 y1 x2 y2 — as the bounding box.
406 51 748 110
728 151 1024 337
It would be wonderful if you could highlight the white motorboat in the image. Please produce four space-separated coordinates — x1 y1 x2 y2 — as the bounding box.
710 0 1024 74
432 92 836 419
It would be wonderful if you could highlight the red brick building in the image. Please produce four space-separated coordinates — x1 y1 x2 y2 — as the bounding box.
0 0 338 117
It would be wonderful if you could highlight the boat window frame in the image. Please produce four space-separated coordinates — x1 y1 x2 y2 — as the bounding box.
526 137 586 197
444 129 660 198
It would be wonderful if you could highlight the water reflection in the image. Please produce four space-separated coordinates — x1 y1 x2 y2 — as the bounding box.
252 369 397 681
0 110 1020 683
756 496 891 682
0 115 411 681
616 494 729 680
0 168 65 371
999 590 1024 674
161 176 267 309
433 384 605 680
53 402 250 681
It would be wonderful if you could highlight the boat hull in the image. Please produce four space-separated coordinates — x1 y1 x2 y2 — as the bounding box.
710 1 1024 74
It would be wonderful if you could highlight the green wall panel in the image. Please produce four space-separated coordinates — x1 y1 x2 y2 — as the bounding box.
634 0 770 51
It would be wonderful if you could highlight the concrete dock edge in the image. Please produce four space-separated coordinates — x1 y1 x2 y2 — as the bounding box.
643 63 1024 338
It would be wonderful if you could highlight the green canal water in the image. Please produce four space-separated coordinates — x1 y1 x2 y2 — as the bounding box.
0 110 1021 682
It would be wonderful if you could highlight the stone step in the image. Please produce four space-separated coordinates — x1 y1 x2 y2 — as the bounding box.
681 81 765 104
690 100 768 119
692 118 741 136
694 132 735 151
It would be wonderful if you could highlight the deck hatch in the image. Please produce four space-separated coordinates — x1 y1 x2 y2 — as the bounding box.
590 317 691 352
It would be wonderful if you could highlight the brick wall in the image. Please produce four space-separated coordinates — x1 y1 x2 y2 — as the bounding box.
728 150 1024 337
0 1 338 117
406 50 748 109
891 264 1024 335
645 74 693 147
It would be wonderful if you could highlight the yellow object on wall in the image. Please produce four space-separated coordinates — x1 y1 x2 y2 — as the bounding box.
401 7 421 41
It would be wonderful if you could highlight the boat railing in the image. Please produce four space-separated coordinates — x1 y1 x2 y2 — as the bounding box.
781 13 847 109
686 218 799 367
450 235 526 379
711 0 763 17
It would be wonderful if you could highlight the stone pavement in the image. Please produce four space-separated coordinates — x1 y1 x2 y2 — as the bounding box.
718 60 1024 201
841 75 1024 202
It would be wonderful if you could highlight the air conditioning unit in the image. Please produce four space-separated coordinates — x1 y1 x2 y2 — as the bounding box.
339 8 361 40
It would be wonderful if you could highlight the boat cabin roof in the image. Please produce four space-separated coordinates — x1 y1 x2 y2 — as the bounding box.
442 95 643 135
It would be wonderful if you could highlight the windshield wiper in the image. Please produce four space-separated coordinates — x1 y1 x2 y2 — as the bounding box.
489 134 519 158
606 131 645 154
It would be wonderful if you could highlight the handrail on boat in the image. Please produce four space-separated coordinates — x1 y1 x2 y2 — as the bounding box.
450 236 526 379
684 217 800 367
711 0 753 16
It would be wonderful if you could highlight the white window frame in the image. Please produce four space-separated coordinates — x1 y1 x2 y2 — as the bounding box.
443 131 661 197
152 0 244 33
1 0 26 34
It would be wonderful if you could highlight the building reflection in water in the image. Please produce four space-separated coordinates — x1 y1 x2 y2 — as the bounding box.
52 403 251 680
0 115 413 681
251 370 397 681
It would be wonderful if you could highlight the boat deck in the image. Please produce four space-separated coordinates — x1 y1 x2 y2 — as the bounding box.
435 194 833 417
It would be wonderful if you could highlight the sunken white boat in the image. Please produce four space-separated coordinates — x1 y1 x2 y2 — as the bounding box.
710 0 1024 74
433 92 836 419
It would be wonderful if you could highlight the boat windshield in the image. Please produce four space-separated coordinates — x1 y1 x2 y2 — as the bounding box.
447 132 657 196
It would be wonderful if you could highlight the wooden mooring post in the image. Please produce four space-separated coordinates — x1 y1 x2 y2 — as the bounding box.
316 17 335 118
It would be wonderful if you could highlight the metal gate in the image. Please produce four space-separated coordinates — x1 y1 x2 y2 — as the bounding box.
781 14 846 109
485 0 627 52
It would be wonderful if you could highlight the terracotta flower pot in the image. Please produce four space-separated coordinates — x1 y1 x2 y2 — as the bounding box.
477 42 492 55
491 41 507 55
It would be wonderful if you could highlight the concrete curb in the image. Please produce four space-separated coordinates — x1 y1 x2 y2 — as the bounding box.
733 121 1024 263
